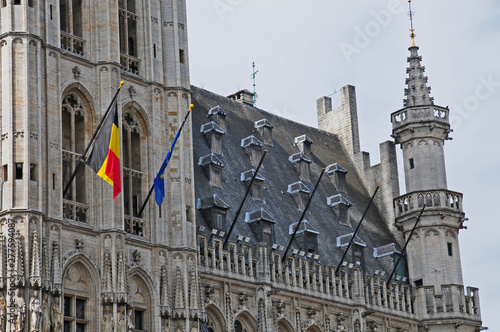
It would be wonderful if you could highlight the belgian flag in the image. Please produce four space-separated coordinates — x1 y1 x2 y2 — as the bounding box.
86 101 121 199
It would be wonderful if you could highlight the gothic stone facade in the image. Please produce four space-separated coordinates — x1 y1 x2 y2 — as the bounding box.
0 1 483 332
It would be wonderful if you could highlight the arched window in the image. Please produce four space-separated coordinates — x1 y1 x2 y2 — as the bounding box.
62 92 89 222
60 0 85 55
62 262 99 331
122 108 146 236
119 0 140 74
129 274 152 331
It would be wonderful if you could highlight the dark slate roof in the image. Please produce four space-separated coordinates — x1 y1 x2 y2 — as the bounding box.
191 85 399 274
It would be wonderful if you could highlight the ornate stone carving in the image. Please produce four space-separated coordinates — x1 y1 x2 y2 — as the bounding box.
333 314 348 332
160 265 171 316
14 232 26 287
116 251 127 303
174 267 185 318
12 288 26 332
102 250 113 303
30 290 42 332
51 242 61 293
30 232 42 288
72 66 81 79
0 291 6 331
128 85 137 99
75 239 84 250
189 268 201 318
51 296 63 332
117 306 126 331
102 305 114 332
41 293 50 332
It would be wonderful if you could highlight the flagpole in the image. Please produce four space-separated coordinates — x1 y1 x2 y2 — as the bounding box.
282 168 325 263
335 185 379 275
223 150 267 249
63 81 125 198
137 104 194 218
386 203 426 287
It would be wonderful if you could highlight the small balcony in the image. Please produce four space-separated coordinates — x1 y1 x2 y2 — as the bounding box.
120 53 140 75
61 32 85 57
63 199 89 223
394 189 463 217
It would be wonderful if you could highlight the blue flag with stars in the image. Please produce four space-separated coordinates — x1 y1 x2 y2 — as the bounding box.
154 105 194 206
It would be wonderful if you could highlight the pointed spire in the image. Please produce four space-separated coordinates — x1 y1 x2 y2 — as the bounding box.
102 249 113 303
14 231 26 286
160 265 171 317
116 251 127 303
403 45 434 107
189 268 201 319
52 241 62 293
30 231 42 288
174 266 186 318
403 0 434 107
42 238 51 290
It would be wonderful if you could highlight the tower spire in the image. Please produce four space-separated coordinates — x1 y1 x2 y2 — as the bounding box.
403 1 434 107
408 0 416 47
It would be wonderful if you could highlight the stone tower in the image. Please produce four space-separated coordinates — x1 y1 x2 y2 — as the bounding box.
0 0 199 331
392 45 481 330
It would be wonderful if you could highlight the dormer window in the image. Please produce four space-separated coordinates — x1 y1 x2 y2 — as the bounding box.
326 163 348 192
245 208 276 244
201 121 225 155
288 181 311 211
208 106 228 131
197 195 230 232
254 119 273 146
241 135 264 167
241 169 265 201
337 233 366 268
289 220 319 253
327 194 352 226
294 135 313 159
199 154 224 188
289 152 312 183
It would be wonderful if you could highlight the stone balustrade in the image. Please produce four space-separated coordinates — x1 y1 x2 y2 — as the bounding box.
120 53 140 75
61 32 85 56
418 285 480 318
63 199 89 223
391 105 449 130
394 189 463 217
198 235 481 320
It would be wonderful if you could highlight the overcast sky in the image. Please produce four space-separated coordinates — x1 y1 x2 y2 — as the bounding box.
186 0 500 329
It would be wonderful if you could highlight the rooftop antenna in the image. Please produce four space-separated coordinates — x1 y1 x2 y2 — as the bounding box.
251 62 259 106
408 0 416 47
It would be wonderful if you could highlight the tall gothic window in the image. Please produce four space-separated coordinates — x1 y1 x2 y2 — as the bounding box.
119 0 140 74
60 0 82 36
63 263 98 331
60 0 85 56
122 109 146 236
62 92 88 222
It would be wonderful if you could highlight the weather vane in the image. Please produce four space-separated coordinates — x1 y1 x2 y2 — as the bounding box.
408 0 416 47
251 62 259 106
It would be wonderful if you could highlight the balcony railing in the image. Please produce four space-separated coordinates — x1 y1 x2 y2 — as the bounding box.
391 105 449 130
63 199 89 223
61 32 85 57
120 53 140 75
394 189 463 217
125 215 145 237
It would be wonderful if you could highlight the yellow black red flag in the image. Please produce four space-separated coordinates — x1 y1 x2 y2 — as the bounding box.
86 101 121 199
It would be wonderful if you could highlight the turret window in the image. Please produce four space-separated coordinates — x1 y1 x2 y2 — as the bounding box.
409 158 415 169
447 243 453 256
15 163 23 180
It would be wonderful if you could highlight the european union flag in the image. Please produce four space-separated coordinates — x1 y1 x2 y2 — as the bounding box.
154 105 193 206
